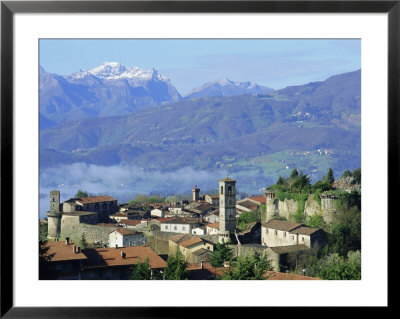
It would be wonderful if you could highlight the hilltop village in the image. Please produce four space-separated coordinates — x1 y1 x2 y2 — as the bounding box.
40 170 361 280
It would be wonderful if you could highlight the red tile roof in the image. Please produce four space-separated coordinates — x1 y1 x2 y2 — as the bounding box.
44 241 88 262
83 246 166 269
207 222 220 229
77 195 116 204
118 219 142 226
111 228 136 236
179 237 203 248
249 196 266 204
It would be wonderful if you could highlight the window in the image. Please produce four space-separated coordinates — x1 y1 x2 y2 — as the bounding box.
174 226 177 230
220 186 224 194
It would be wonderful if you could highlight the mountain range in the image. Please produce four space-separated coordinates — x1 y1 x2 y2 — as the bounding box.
40 68 361 189
39 62 275 130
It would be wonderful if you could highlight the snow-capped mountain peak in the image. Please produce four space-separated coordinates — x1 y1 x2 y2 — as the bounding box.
87 62 167 81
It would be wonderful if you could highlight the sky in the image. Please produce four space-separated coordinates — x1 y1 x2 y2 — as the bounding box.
40 39 360 95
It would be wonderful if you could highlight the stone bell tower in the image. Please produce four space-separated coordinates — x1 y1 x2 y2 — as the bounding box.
47 190 62 240
264 189 277 223
218 177 236 243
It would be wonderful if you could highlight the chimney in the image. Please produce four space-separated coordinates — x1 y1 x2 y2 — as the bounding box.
65 237 70 245
77 247 81 253
115 244 118 249
73 245 76 254
201 260 204 269
224 260 229 268
121 251 126 258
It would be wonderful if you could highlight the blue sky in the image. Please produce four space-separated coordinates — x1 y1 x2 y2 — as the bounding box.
40 39 360 94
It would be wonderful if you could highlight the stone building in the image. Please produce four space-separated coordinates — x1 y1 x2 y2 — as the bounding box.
63 195 117 222
261 219 327 249
47 190 62 239
218 177 237 243
108 228 146 248
160 217 200 234
168 234 214 263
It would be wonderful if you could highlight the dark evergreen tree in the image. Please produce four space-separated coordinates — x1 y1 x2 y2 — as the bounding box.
129 257 151 280
209 242 234 268
164 249 188 280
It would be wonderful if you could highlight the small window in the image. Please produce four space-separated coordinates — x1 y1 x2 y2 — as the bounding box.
220 186 224 194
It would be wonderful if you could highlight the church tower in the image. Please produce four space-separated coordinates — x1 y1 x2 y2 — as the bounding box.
264 189 277 223
47 190 62 240
192 185 200 201
218 177 236 243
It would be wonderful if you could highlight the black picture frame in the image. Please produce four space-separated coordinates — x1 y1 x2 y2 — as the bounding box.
1 0 395 317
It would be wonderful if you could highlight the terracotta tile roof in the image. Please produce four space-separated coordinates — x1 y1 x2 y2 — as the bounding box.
83 246 166 269
262 220 303 232
162 217 200 225
118 219 142 226
207 222 220 229
44 241 88 262
219 177 236 182
268 244 310 254
187 262 226 279
168 234 193 244
289 226 320 236
77 195 116 204
179 237 203 248
250 196 266 204
266 271 320 280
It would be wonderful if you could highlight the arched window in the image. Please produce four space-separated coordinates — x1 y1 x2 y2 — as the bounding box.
228 186 232 195
220 186 224 194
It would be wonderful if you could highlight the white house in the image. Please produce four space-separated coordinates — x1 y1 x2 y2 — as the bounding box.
151 208 165 218
109 228 146 248
160 217 200 234
192 226 206 236
206 222 220 235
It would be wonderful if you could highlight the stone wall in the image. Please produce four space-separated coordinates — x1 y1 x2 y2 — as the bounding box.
60 223 117 246
143 230 176 255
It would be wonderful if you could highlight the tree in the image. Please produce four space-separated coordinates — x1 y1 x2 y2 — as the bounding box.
352 168 361 184
316 250 361 280
325 168 335 185
75 189 89 199
220 252 271 280
164 249 189 280
290 168 299 179
209 243 234 268
290 171 311 193
276 175 286 186
79 233 88 250
129 257 151 280
39 240 54 279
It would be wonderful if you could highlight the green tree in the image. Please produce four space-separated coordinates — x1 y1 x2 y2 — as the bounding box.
220 252 271 280
39 222 48 241
341 169 352 179
164 249 189 280
352 168 361 184
316 250 361 280
129 257 151 280
290 171 311 194
75 189 89 199
79 233 88 250
290 168 299 179
209 243 234 268
325 168 335 185
39 240 54 279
